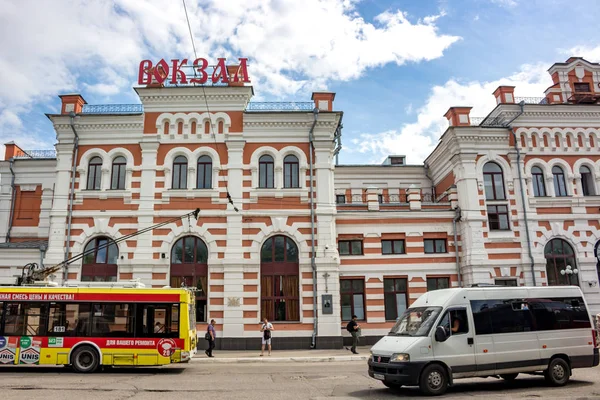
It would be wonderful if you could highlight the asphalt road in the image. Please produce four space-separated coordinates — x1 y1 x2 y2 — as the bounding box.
0 361 599 399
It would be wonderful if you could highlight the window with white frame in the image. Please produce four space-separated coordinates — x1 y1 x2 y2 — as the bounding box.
259 154 275 188
87 156 102 190
532 166 546 197
172 155 188 189
197 155 212 189
552 166 568 197
580 165 595 196
110 156 126 190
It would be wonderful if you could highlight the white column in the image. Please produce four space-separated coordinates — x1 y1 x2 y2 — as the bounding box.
134 140 160 264
44 143 77 281
223 139 246 338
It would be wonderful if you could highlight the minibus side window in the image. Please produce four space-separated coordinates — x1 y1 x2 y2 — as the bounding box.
437 309 468 336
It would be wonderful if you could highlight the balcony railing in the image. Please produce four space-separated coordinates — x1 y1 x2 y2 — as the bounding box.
514 97 548 105
82 104 143 114
470 117 484 126
246 102 315 111
14 150 57 159
79 102 316 114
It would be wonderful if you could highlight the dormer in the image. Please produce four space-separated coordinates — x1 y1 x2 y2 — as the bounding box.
382 155 406 165
546 57 600 104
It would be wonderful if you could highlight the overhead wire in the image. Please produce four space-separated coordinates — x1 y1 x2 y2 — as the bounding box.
182 0 239 212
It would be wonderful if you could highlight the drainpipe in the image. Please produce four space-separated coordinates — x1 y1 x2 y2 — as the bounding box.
6 158 16 242
64 111 79 283
424 162 435 199
453 206 462 287
506 102 536 286
308 107 319 349
333 113 343 166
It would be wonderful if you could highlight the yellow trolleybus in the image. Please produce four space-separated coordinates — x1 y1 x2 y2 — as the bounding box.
0 283 197 372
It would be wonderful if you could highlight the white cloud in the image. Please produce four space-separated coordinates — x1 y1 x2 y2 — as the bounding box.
566 45 600 62
350 62 553 164
0 0 460 152
491 0 518 7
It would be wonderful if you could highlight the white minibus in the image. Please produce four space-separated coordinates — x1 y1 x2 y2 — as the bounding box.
368 285 598 396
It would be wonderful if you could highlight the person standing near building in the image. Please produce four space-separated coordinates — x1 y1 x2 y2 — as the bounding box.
260 317 274 356
346 315 360 354
205 319 216 358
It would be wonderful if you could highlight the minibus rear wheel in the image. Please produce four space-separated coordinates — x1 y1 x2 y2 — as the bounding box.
419 364 448 396
544 357 570 386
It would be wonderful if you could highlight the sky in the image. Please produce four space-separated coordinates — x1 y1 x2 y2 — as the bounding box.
0 0 599 165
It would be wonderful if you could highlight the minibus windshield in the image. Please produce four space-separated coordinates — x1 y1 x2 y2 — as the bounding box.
388 307 442 337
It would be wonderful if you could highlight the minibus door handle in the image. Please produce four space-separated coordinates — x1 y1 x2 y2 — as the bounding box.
467 337 474 345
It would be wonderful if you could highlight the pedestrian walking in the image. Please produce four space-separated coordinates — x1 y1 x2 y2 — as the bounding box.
205 319 216 357
260 317 274 356
345 315 360 354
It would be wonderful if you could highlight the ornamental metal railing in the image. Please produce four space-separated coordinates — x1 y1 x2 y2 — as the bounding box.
79 102 316 114
14 150 57 159
514 97 548 105
81 104 143 114
246 102 315 111
470 117 484 126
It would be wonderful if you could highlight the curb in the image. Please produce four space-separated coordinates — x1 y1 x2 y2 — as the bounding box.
191 355 369 363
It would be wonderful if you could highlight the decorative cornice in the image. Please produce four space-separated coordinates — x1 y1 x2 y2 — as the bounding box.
140 94 250 103
54 123 143 131
244 121 337 128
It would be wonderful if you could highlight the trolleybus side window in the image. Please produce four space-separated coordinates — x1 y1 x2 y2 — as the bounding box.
91 303 134 337
3 303 24 336
137 304 180 338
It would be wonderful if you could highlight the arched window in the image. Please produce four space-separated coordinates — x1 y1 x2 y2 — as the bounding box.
204 121 210 134
545 239 577 286
552 166 567 197
483 162 505 200
218 120 224 134
197 155 212 189
532 166 546 197
110 156 126 190
82 236 118 282
171 236 208 322
580 166 595 196
177 121 183 135
172 155 188 189
283 155 299 188
163 121 170 135
260 235 299 321
191 121 197 135
87 156 102 190
259 154 274 188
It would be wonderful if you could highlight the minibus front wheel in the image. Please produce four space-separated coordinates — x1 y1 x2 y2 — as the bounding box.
544 357 570 386
419 364 448 396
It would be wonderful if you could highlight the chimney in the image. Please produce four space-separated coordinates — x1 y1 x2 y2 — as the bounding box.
311 92 336 112
493 86 515 104
59 94 87 115
227 65 244 87
4 141 27 160
444 107 472 127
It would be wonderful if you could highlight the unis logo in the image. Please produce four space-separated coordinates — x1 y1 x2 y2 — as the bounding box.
0 348 15 364
19 348 39 364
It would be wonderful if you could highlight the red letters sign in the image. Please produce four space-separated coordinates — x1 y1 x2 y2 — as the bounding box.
138 58 251 86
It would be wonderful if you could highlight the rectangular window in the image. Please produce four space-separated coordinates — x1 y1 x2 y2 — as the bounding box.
494 279 518 287
136 304 180 338
336 195 346 204
424 239 447 254
487 205 510 230
378 194 384 204
382 240 405 255
438 308 469 335
338 240 363 255
384 278 407 321
427 277 450 291
340 279 365 321
91 303 134 337
574 82 591 93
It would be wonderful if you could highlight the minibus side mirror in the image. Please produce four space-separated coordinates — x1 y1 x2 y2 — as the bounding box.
435 326 448 342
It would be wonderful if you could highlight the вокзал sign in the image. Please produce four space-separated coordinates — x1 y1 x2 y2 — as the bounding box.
138 58 250 85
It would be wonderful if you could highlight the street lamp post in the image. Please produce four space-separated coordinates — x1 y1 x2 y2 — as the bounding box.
560 264 579 285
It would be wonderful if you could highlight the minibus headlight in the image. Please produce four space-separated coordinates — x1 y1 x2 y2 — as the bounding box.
390 353 410 363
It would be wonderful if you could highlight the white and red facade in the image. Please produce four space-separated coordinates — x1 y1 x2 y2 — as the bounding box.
1 57 600 349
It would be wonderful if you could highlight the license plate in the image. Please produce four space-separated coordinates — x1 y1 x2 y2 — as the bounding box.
374 373 385 380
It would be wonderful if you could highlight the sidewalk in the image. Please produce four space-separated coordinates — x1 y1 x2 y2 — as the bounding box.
191 346 371 363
